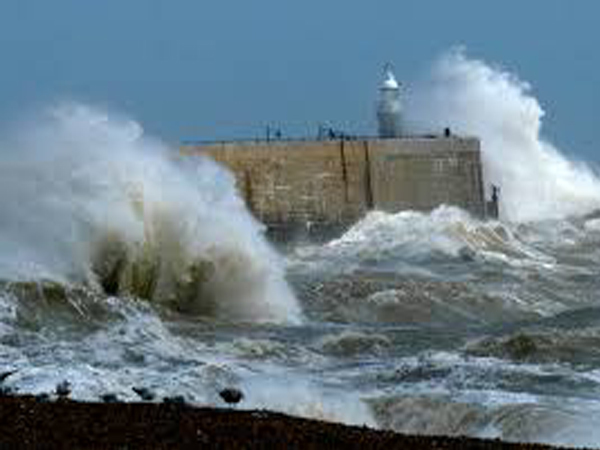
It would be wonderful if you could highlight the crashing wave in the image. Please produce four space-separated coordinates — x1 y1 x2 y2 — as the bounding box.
0 104 302 324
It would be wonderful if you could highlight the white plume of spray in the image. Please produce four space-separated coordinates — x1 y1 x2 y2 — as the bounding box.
0 103 302 324
406 48 600 223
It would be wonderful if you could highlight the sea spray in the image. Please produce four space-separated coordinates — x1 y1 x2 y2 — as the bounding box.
291 206 555 276
406 48 600 222
288 205 600 323
0 103 302 323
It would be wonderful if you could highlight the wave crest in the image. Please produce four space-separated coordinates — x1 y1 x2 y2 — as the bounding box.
0 103 302 324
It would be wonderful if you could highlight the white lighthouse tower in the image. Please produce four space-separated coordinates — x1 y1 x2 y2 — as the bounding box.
377 65 402 138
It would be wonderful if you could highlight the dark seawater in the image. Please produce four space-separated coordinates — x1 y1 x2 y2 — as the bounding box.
2 51 600 447
3 206 600 447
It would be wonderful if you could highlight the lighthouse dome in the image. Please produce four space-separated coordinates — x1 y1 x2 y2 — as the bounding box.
381 69 399 90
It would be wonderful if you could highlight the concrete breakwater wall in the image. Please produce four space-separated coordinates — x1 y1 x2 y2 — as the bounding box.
182 137 486 235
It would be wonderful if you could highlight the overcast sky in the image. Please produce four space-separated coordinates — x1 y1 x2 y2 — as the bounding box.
1 1 598 160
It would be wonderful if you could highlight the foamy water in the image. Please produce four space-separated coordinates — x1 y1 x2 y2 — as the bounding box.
1 51 600 447
406 48 600 222
0 104 301 323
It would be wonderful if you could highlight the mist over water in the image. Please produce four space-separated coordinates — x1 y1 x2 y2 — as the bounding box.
406 48 600 222
2 50 600 447
0 103 301 323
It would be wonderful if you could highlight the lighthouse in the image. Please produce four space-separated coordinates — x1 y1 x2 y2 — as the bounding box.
377 65 402 138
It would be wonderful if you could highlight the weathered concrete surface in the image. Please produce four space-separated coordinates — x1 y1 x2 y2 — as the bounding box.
367 138 485 215
182 138 485 235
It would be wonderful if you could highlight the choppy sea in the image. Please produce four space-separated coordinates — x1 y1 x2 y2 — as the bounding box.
2 51 600 447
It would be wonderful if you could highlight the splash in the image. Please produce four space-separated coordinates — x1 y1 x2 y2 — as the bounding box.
370 394 600 447
295 206 555 274
406 48 600 222
0 103 302 323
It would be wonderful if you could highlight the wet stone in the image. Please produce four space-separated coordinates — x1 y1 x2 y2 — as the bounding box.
0 395 570 449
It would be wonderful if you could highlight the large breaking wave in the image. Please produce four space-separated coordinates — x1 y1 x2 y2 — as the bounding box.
406 48 600 222
0 104 301 323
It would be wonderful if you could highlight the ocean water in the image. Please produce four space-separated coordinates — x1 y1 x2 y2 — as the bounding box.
2 51 600 448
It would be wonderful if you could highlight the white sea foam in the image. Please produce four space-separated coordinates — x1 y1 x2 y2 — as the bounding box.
243 374 377 427
0 103 302 323
294 206 555 275
406 48 600 222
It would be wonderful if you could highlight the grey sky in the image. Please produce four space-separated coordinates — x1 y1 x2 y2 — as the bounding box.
1 1 598 159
